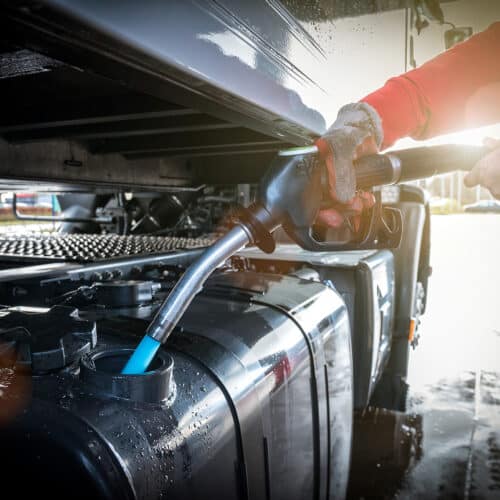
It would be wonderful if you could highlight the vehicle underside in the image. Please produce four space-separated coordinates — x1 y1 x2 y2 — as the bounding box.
0 2 434 499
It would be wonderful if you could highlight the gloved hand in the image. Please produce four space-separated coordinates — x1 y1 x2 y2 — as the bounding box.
315 102 383 229
464 137 500 198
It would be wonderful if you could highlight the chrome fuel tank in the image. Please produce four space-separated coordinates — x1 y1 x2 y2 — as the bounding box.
0 271 353 499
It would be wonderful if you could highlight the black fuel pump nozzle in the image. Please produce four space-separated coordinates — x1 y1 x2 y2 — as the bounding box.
122 144 487 374
263 143 489 251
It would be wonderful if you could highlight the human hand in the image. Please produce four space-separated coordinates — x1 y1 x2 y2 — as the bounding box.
464 138 500 198
315 102 382 229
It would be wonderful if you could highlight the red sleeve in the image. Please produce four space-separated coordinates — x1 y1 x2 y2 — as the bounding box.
361 22 500 149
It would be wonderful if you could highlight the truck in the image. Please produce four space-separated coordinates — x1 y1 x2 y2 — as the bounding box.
0 1 486 498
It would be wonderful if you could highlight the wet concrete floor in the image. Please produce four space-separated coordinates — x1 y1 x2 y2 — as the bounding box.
349 214 500 499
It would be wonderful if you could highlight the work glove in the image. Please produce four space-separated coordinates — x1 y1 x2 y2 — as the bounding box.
464 137 500 198
315 102 383 229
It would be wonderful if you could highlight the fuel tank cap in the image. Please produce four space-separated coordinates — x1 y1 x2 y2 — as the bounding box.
0 305 96 374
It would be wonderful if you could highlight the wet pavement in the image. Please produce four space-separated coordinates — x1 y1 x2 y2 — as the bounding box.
349 214 500 499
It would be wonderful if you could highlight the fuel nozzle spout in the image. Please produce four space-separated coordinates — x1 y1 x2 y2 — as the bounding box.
121 223 254 374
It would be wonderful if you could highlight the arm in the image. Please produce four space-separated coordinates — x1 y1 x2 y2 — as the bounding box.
362 22 500 149
317 22 500 227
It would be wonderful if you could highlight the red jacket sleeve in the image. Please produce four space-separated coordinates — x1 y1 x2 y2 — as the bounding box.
362 22 500 149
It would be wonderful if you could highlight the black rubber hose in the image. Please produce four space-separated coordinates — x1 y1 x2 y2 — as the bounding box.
354 153 399 189
355 144 488 189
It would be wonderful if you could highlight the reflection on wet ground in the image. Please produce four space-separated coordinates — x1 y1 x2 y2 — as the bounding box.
348 215 500 499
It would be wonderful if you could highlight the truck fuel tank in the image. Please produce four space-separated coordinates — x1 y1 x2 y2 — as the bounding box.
0 271 353 499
